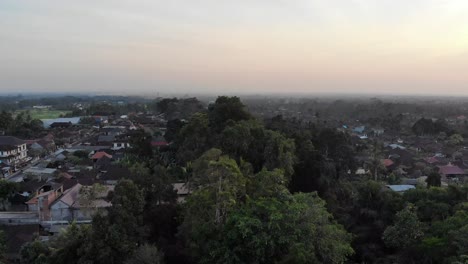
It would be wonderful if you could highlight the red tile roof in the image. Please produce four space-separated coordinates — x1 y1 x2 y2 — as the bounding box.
382 159 394 167
426 156 439 164
438 164 465 175
151 141 168 147
91 151 112 160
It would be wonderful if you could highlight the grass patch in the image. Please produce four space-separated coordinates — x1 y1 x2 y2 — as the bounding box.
15 109 72 119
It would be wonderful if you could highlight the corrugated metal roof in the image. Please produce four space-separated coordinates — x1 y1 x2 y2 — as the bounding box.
386 185 416 192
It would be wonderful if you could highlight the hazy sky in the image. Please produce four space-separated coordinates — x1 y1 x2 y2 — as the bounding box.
1 0 468 95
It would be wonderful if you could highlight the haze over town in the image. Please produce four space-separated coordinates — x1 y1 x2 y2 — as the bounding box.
1 0 468 95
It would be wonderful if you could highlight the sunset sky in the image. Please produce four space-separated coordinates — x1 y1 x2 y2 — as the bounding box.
1 0 468 95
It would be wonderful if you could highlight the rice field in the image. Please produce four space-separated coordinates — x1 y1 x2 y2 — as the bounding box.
14 109 72 119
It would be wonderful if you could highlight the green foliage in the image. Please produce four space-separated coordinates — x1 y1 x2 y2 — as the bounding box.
0 110 44 138
130 163 177 205
81 180 146 263
79 116 96 125
157 98 179 113
187 149 246 226
124 244 164 264
87 103 116 115
246 168 289 199
0 231 5 264
155 97 204 120
263 130 296 179
383 204 424 249
20 240 51 264
181 148 353 263
208 96 252 132
73 150 90 159
48 223 91 264
453 225 468 256
207 193 353 264
79 183 107 214
176 113 210 163
412 117 451 136
22 96 468 264
128 129 153 158
427 171 442 187
387 173 401 185
0 180 17 211
449 133 464 145
0 111 13 132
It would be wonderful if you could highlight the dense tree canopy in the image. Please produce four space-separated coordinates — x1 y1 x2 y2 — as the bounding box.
16 96 468 264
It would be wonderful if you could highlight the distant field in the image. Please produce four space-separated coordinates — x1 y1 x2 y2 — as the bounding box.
15 109 72 119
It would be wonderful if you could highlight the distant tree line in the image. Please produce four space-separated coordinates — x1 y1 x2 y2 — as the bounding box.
0 111 43 138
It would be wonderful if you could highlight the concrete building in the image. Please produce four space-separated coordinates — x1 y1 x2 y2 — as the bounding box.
0 136 28 168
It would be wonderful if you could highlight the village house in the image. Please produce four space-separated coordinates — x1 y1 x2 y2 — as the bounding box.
173 182 190 203
438 163 466 182
23 180 113 222
26 135 56 157
26 183 64 221
91 151 113 162
50 121 73 129
111 134 131 150
0 136 29 168
0 162 12 178
41 117 81 128
23 167 58 181
49 183 113 221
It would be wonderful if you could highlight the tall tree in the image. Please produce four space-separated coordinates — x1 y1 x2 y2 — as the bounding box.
81 180 146 264
208 96 252 132
426 171 442 187
0 180 17 211
181 149 247 260
207 193 353 264
124 244 164 264
383 204 424 249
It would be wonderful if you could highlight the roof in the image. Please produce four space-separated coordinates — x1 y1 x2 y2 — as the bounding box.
100 127 123 133
67 145 111 152
386 185 416 192
26 190 55 204
151 141 168 147
54 177 79 191
386 148 414 166
55 183 82 207
58 172 73 179
0 136 25 150
438 164 465 175
24 167 57 175
389 144 406 150
382 159 394 167
353 126 365 133
52 183 113 208
97 135 115 143
355 168 368 175
91 151 112 160
426 156 440 164
99 165 130 181
41 117 81 128
50 122 72 127
173 183 189 195
18 179 49 193
49 225 68 234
